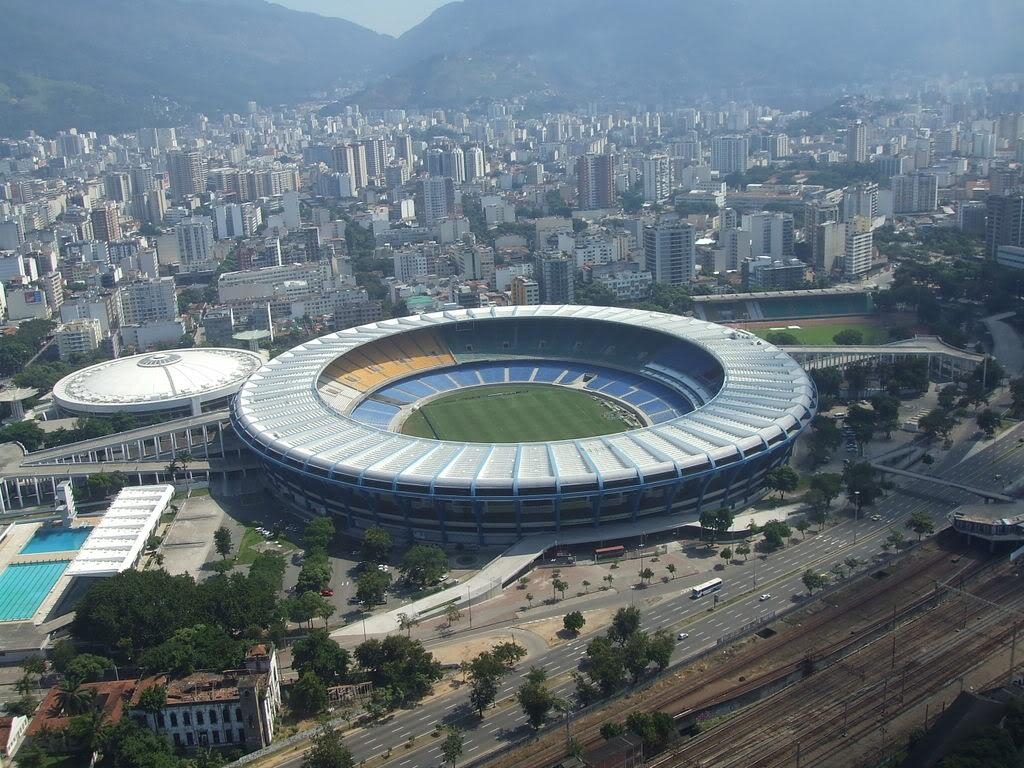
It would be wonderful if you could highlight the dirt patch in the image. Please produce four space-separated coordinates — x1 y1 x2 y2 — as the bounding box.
518 607 618 646
430 635 529 666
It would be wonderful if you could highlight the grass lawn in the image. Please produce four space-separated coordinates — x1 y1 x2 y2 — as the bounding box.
400 384 634 442
751 322 889 346
235 526 298 566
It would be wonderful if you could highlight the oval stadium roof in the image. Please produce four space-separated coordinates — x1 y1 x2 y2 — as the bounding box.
233 306 815 491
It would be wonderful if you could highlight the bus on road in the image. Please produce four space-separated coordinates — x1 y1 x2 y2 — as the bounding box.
691 577 723 599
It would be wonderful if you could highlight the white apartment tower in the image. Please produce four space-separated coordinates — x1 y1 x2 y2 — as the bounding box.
643 221 696 285
642 155 671 203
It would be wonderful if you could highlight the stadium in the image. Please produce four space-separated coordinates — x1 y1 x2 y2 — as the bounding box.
231 306 816 545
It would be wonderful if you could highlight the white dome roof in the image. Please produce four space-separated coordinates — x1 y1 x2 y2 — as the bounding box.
53 348 263 414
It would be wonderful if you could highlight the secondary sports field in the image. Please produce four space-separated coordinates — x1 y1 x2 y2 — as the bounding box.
399 385 634 442
748 321 889 345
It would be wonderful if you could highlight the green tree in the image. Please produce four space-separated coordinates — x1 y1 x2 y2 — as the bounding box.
794 519 811 539
698 508 718 544
626 710 677 751
302 726 354 768
213 526 233 559
1011 377 1024 418
563 611 586 636
608 606 642 645
735 543 750 562
0 420 47 451
801 569 827 596
354 635 443 706
843 461 884 511
906 510 935 541
355 569 391 608
714 507 734 541
491 641 527 669
64 654 114 684
761 520 791 550
638 567 654 587
445 603 463 628
584 636 627 695
623 632 651 682
137 684 166 715
869 394 901 438
552 577 569 601
441 726 464 767
719 548 732 565
809 473 843 508
293 629 350 683
919 407 958 444
399 543 448 588
887 529 908 552
766 466 799 501
56 679 96 716
291 671 329 716
397 612 420 637
646 630 676 671
600 722 626 740
304 517 335 554
360 526 392 564
833 328 864 345
765 331 798 345
468 650 505 716
517 668 556 729
977 408 1002 437
665 563 677 580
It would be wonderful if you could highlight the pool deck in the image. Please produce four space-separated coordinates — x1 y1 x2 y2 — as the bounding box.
0 519 98 625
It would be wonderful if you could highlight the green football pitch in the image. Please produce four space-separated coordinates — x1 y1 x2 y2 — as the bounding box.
399 385 635 443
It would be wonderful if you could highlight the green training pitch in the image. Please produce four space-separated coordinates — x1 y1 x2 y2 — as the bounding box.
399 384 635 443
751 322 889 346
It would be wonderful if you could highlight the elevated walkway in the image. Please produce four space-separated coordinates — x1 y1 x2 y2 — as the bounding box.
871 463 1015 503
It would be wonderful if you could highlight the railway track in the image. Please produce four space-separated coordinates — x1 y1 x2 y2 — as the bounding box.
653 565 1024 768
497 540 990 768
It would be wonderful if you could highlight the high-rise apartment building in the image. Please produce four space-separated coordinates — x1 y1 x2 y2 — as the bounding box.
642 155 671 203
510 276 540 305
417 177 456 227
844 216 874 277
119 277 178 325
90 204 121 242
576 153 615 209
842 183 879 222
710 136 749 174
56 318 103 361
847 120 868 163
176 217 216 270
465 146 486 181
986 194 1024 260
166 149 205 200
742 212 794 260
441 146 466 184
643 221 696 285
362 138 387 180
769 134 790 160
892 173 939 214
536 254 574 303
330 144 368 190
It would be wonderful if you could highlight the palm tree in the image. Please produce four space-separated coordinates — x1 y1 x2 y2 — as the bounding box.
56 680 96 717
666 563 677 580
581 579 591 593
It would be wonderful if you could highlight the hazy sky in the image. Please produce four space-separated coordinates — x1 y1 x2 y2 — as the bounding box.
273 0 452 36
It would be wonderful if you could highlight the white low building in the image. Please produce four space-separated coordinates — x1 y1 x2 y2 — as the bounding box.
66 485 174 577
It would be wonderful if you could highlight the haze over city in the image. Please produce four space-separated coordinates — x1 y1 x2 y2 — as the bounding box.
0 2 1023 768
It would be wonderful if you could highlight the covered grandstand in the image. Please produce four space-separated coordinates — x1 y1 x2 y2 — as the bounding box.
232 306 816 545
693 287 874 323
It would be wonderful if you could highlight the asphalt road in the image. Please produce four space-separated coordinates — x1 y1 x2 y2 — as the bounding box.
270 423 1024 768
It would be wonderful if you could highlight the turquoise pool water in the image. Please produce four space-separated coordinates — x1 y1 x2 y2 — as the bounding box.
20 527 92 554
0 561 70 621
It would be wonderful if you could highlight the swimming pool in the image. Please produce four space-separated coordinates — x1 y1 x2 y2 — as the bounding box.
0 561 70 622
20 527 92 555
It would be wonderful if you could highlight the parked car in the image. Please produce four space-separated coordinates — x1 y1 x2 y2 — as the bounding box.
320 588 334 597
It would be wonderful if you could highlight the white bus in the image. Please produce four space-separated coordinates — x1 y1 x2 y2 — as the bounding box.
691 577 723 599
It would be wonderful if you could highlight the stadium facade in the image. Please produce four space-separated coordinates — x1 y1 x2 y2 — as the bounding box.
232 306 816 545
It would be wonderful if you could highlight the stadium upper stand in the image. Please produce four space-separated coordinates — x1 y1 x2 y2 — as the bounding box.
693 287 874 322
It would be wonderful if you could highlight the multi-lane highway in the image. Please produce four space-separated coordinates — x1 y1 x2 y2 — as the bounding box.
263 424 1024 768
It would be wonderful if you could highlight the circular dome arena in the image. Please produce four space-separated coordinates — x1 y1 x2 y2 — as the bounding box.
232 306 816 545
53 348 264 418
